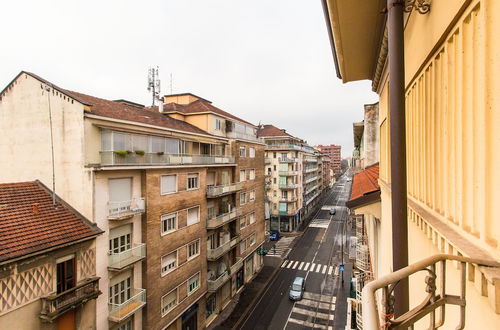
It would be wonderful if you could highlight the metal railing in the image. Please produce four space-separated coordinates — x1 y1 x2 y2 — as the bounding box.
40 277 100 322
278 170 298 176
279 157 298 163
279 197 298 203
207 271 230 292
230 258 244 274
108 288 146 323
362 254 500 330
305 192 320 205
304 176 319 184
207 236 240 260
305 185 319 195
226 131 262 142
206 208 242 229
277 209 297 216
100 151 234 166
279 183 298 189
108 198 145 220
108 243 146 270
206 183 242 198
304 167 319 173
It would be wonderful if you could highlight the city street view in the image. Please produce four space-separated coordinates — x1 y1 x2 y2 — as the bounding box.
1 1 500 330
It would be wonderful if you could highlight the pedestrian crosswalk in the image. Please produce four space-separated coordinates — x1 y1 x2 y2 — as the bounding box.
286 292 336 329
268 236 296 257
281 260 336 275
309 219 331 228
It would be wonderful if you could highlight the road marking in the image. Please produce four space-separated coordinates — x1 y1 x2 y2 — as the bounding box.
287 261 293 269
292 261 299 268
304 262 310 271
322 265 327 274
288 318 326 329
328 266 333 275
316 264 322 272
334 267 339 276
310 263 316 271
281 260 288 268
298 262 304 270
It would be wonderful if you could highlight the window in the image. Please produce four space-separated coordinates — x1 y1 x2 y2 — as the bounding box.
240 240 247 253
273 178 277 184
240 217 246 229
239 170 246 182
109 277 131 305
249 190 255 202
273 152 276 158
215 118 222 130
187 206 200 225
187 173 199 190
161 251 177 275
249 234 256 246
161 213 177 235
188 273 200 294
188 240 200 259
249 212 255 224
161 175 177 194
116 319 132 330
108 178 132 215
249 147 255 158
249 169 255 180
273 191 277 197
161 289 177 315
109 233 131 254
240 192 247 205
239 146 246 157
206 294 217 318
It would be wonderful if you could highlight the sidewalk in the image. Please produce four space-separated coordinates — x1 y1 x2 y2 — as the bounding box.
207 256 282 330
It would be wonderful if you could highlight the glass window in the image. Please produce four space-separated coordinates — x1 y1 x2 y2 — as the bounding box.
240 192 247 205
132 134 148 152
187 173 199 190
250 190 255 201
161 213 177 235
161 252 177 275
109 277 131 305
240 240 247 253
249 169 255 180
187 273 200 294
187 206 200 225
239 170 246 182
249 212 255 224
101 129 112 151
240 217 246 229
161 289 177 315
109 233 131 254
239 146 246 157
215 118 221 130
116 319 132 330
249 147 255 158
206 294 216 318
151 136 166 153
165 138 180 154
112 132 131 151
161 175 177 194
109 178 132 203
188 240 200 259
250 234 256 246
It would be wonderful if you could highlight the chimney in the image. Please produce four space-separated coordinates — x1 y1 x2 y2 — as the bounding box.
32 203 40 215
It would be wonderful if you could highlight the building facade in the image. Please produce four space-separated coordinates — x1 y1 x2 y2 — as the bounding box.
318 144 342 176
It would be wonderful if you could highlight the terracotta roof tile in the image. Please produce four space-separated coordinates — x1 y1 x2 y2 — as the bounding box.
0 181 102 263
256 124 295 138
349 164 380 202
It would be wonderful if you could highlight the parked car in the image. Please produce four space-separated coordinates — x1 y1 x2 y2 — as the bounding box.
269 230 281 241
329 208 336 215
289 276 306 301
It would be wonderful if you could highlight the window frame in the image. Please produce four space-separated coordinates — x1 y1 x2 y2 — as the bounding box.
249 147 255 158
161 288 178 316
187 173 199 191
239 146 246 157
249 212 255 225
249 190 255 202
187 206 200 226
187 272 201 295
187 239 200 260
249 169 255 180
161 212 178 235
239 169 246 182
161 251 178 276
240 192 247 206
160 174 177 195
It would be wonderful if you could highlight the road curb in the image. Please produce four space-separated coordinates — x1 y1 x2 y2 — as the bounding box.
231 258 283 330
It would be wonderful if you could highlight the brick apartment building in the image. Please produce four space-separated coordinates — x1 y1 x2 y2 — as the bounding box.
318 144 342 176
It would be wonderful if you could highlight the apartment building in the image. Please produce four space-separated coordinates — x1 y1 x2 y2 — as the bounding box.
257 125 322 232
0 73 265 330
317 144 342 176
323 0 500 328
0 181 102 330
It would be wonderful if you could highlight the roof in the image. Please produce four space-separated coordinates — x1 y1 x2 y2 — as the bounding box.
257 124 295 138
346 164 380 208
69 91 212 136
0 181 102 264
160 99 255 126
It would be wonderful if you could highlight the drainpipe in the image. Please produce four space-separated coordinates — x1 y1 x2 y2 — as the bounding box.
387 0 409 317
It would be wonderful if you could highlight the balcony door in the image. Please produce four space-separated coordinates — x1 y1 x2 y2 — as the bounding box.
56 257 75 294
109 275 131 306
109 178 132 214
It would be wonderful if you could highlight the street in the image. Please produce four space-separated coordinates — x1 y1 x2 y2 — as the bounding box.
240 174 353 330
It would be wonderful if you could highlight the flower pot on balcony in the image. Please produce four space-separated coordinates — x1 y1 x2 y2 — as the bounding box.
134 150 145 156
114 150 130 157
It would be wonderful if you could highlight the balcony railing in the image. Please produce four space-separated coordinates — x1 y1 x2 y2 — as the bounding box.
279 197 298 203
277 209 297 216
304 167 319 173
40 277 100 322
230 258 244 274
208 271 230 292
108 243 146 270
265 158 272 164
207 208 242 229
304 176 319 184
100 151 235 167
108 198 145 220
207 236 240 260
226 131 262 142
279 170 298 176
108 288 146 323
206 183 242 198
362 254 500 330
304 157 318 163
279 157 298 163
305 185 319 195
279 183 298 189
305 192 320 205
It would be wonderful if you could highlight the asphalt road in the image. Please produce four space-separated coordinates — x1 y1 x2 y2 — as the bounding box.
240 174 353 330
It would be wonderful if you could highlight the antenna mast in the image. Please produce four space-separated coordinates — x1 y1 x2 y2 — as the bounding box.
147 66 161 106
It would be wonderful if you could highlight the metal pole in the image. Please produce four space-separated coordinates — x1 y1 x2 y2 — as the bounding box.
387 0 409 317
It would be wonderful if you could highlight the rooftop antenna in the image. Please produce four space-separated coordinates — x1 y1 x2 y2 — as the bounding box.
147 66 161 106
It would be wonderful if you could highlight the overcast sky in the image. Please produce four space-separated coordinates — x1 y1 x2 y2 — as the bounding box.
1 0 377 157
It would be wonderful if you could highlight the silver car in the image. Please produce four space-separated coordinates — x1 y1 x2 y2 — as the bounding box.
289 276 305 301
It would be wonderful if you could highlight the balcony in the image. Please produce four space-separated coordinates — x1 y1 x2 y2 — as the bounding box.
304 176 319 184
108 288 146 323
40 277 100 322
207 271 230 292
279 197 298 203
226 131 262 143
305 185 319 195
279 170 298 176
207 236 240 261
305 192 320 205
278 209 297 216
206 183 242 198
108 198 145 220
279 183 298 189
230 258 244 274
206 208 242 229
304 157 318 163
100 151 235 167
279 157 298 163
265 158 272 164
362 254 500 329
304 167 318 173
108 243 146 270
